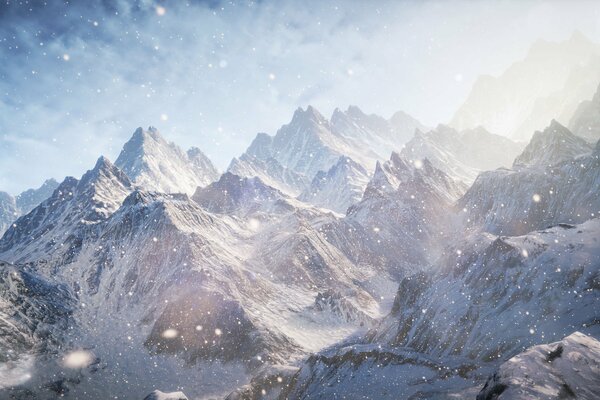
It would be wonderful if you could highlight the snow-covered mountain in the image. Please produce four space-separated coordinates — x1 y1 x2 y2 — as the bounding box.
337 152 466 276
298 156 370 214
400 125 524 184
451 32 600 141
282 216 600 399
569 81 600 143
115 127 219 195
15 179 60 215
0 179 60 236
477 332 600 400
0 156 133 260
1 94 599 399
0 142 423 398
229 106 426 200
192 172 288 215
330 106 427 162
513 120 593 168
0 192 18 236
459 129 600 236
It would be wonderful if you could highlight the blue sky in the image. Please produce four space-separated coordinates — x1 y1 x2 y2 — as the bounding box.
1 0 600 193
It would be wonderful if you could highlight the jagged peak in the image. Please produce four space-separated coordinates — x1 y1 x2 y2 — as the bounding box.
246 132 273 159
345 105 367 118
513 120 592 168
80 156 131 188
124 126 166 150
292 105 328 125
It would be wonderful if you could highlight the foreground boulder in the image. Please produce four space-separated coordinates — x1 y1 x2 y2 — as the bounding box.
477 332 600 400
143 390 188 400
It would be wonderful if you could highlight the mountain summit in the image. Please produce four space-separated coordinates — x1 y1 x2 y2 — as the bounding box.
115 127 219 194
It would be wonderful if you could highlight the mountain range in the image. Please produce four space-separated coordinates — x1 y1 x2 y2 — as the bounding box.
1 35 600 400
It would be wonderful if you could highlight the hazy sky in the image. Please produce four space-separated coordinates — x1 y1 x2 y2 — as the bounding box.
1 0 600 193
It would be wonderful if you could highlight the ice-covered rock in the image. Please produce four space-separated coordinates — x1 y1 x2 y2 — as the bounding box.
143 390 188 400
477 332 600 400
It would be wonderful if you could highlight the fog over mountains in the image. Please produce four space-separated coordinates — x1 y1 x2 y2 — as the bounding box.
1 33 600 400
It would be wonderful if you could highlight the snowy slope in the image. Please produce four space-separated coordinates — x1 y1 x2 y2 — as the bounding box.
401 125 524 184
569 81 600 143
451 32 600 140
477 332 600 400
298 156 370 214
115 127 219 194
459 135 600 236
371 218 600 360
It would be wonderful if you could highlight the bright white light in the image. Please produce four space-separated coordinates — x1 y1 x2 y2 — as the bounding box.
195 325 203 331
162 328 179 339
248 218 260 231
214 328 223 336
63 350 94 369
160 114 168 121
268 73 276 80
413 159 423 169
155 6 166 16
62 54 70 61
532 194 541 202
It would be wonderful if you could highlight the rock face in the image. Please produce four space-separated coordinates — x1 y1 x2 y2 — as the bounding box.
477 332 600 400
115 127 219 194
569 82 600 143
400 125 523 184
451 32 600 140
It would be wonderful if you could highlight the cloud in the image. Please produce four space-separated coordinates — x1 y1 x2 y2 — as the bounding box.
1 0 600 193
